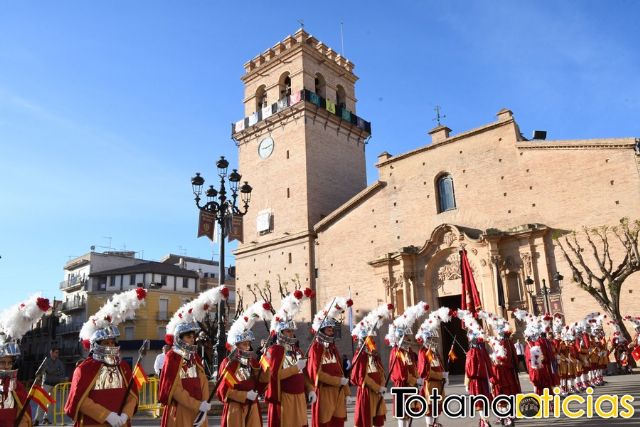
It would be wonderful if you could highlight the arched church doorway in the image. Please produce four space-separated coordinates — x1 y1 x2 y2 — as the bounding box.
438 295 468 375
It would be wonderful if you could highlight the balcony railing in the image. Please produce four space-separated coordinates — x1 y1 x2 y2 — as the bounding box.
232 89 371 136
60 278 87 290
57 323 83 335
61 298 87 312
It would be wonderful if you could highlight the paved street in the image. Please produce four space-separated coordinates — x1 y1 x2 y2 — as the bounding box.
114 372 639 426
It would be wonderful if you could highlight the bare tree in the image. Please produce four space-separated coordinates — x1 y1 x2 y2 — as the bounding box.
556 217 640 342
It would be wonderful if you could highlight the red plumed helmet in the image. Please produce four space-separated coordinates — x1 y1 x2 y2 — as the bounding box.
136 288 147 300
220 287 230 299
262 302 272 311
294 290 303 300
387 304 394 310
304 288 314 297
82 339 91 350
36 298 51 312
204 304 210 311
165 334 174 345
424 304 430 311
346 299 354 307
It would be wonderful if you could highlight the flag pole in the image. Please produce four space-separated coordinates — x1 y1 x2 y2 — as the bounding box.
118 339 149 415
14 358 47 427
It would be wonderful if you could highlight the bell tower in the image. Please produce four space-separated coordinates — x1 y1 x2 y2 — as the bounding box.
233 29 371 313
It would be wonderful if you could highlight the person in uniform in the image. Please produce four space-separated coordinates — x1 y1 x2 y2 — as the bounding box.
457 309 493 427
217 301 272 427
415 307 451 427
65 289 146 427
386 302 429 427
609 320 630 374
263 288 315 427
0 295 51 427
350 303 394 427
308 297 353 427
481 310 520 426
159 286 229 427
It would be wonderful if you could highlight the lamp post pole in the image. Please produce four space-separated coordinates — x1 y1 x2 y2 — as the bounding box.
524 276 538 316
191 156 252 374
541 279 551 314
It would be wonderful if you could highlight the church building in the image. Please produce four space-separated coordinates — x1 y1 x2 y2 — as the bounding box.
231 29 640 371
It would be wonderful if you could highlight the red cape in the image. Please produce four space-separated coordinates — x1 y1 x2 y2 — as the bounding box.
0 380 31 426
64 357 135 421
389 347 416 387
263 344 286 427
465 344 493 401
308 340 342 427
351 347 382 427
158 350 204 406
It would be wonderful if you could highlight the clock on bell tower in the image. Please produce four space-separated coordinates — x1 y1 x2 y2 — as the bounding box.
232 29 371 315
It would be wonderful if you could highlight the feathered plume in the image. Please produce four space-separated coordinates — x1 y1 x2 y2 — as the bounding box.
165 286 228 344
385 301 429 346
455 309 486 342
529 345 544 369
79 288 147 348
416 306 452 343
270 288 314 333
0 294 51 345
623 315 640 330
228 300 272 347
352 303 394 340
311 296 353 333
552 313 564 337
480 310 512 338
488 337 507 364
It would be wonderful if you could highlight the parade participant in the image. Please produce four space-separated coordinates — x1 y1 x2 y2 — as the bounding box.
264 288 315 427
480 310 520 426
623 315 640 364
65 289 146 427
540 314 559 388
217 300 272 427
575 318 592 389
159 286 228 427
587 313 607 386
560 325 580 394
551 314 567 395
457 309 493 427
350 303 394 427
513 309 553 397
386 301 428 427
415 307 451 427
0 295 51 427
308 296 353 427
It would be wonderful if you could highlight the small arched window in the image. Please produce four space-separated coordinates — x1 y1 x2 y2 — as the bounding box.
436 174 456 212
279 73 291 99
336 85 346 109
315 73 326 98
255 85 267 111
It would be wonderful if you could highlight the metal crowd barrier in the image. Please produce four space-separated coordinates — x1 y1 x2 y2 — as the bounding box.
51 377 161 425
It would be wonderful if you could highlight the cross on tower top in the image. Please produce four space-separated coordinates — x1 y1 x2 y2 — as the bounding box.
297 19 304 29
433 105 446 126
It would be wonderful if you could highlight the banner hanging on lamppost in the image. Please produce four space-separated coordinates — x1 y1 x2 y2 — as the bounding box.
228 216 244 243
197 210 216 241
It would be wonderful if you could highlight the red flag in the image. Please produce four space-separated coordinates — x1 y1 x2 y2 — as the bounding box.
460 249 482 312
197 210 216 241
632 346 640 363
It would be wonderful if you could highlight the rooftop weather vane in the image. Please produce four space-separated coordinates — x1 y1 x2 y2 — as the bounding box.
433 105 446 126
298 19 304 29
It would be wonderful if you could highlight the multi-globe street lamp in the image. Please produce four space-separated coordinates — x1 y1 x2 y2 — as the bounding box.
191 156 252 374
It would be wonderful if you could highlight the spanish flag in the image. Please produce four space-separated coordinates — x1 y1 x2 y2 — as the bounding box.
223 369 239 387
364 336 376 352
448 345 457 363
30 384 55 411
132 364 148 389
259 355 270 372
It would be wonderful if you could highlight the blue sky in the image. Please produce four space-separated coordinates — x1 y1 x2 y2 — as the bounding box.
1 1 639 308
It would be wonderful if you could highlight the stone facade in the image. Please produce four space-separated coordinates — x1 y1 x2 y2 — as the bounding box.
233 30 640 365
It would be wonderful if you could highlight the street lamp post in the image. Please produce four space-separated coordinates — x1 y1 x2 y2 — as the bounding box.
524 276 538 316
540 279 551 314
191 156 252 374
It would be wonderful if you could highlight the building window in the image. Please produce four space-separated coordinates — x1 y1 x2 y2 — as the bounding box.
161 275 167 286
336 84 346 109
315 73 326 99
130 274 136 286
109 276 116 287
288 253 292 264
279 73 291 98
436 174 456 212
256 85 267 111
183 277 188 289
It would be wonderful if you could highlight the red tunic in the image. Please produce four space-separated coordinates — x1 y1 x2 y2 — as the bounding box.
64 357 137 427
351 348 385 427
465 343 493 402
490 339 521 396
0 380 31 427
264 344 308 427
217 357 266 427
525 341 553 395
307 340 346 427
388 348 417 387
158 350 207 427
